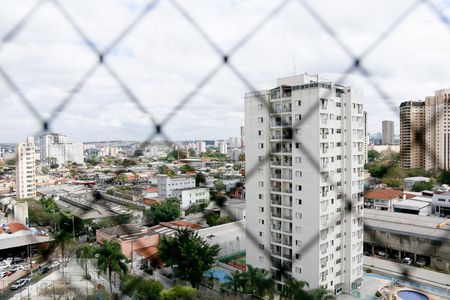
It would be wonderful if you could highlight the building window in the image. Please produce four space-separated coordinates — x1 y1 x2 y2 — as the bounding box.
259 219 265 225
258 104 263 110
295 114 302 121
259 194 264 200
258 143 264 149
295 143 301 149
295 267 302 273
259 207 264 212
259 231 263 237
296 100 301 106
295 212 302 219
258 181 264 187
295 171 302 177
259 256 265 262
258 117 264 123
296 226 302 233
259 244 264 249
297 199 302 205
296 185 302 191
258 130 262 136
295 157 302 163
295 254 301 260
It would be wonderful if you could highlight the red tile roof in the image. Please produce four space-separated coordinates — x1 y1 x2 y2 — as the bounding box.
364 189 414 201
164 220 203 230
0 223 30 234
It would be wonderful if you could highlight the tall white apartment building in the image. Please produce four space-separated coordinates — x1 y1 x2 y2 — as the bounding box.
196 141 207 154
16 137 37 199
218 140 227 154
245 74 364 294
40 133 84 165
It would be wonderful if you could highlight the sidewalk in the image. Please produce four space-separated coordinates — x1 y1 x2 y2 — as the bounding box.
364 256 450 290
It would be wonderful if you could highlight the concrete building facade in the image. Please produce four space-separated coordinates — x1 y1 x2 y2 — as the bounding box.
245 74 364 294
382 120 394 145
16 137 36 199
400 89 450 170
172 187 210 209
156 175 196 199
40 133 84 165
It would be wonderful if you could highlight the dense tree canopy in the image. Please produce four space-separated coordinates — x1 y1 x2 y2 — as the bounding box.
159 228 220 288
145 198 181 225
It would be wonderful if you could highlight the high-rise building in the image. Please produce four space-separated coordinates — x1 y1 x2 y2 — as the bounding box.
218 140 227 154
245 74 364 295
16 136 36 199
382 120 394 145
196 141 206 154
40 133 84 165
400 89 450 170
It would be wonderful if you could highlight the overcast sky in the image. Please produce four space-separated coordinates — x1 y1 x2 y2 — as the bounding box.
1 0 450 143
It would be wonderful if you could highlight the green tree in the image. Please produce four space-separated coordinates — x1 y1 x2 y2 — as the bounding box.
5 158 16 166
242 265 275 299
76 243 96 278
309 287 336 300
223 272 244 295
206 214 234 227
210 192 227 207
195 172 206 186
214 180 225 192
115 174 128 184
411 179 435 192
145 198 181 225
233 163 242 171
283 279 312 300
367 150 380 163
438 170 450 184
50 230 75 275
160 285 198 300
158 228 220 288
96 240 128 293
179 164 194 174
121 275 163 300
189 148 196 157
40 195 59 213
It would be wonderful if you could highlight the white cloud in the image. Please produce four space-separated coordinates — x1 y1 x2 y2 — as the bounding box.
1 0 450 142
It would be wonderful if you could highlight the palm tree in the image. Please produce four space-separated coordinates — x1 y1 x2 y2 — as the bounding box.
309 287 336 300
224 272 244 295
284 279 312 300
76 243 96 278
253 270 275 299
51 230 74 276
243 265 275 299
96 240 128 293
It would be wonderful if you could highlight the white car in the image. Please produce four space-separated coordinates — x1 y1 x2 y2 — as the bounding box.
402 257 412 265
0 272 6 278
10 266 25 272
10 279 27 290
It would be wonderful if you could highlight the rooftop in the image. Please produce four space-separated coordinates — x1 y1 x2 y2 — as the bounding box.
97 224 146 237
364 210 450 241
364 189 414 201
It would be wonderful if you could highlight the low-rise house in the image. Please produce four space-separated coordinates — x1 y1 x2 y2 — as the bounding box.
364 189 414 211
431 192 450 217
172 187 209 209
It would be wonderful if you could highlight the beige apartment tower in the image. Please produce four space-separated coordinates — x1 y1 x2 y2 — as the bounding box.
16 136 36 199
400 89 450 170
382 120 394 145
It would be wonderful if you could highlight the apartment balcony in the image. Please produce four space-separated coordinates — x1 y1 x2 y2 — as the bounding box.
271 212 282 218
270 134 292 141
271 121 292 127
270 106 292 115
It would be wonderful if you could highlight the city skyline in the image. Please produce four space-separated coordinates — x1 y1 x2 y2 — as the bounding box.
1 1 450 142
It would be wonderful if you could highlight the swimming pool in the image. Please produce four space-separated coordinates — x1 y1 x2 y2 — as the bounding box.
204 268 232 283
364 272 450 299
397 290 429 300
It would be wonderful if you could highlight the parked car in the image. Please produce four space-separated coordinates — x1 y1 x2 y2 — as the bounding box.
39 266 50 274
363 251 370 256
50 261 60 269
402 257 412 265
10 279 27 290
10 266 25 272
137 264 146 270
377 251 386 257
0 272 6 278
416 259 426 267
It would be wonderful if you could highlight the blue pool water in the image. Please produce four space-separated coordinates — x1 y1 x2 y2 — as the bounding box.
364 272 450 299
204 268 232 283
397 290 429 300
